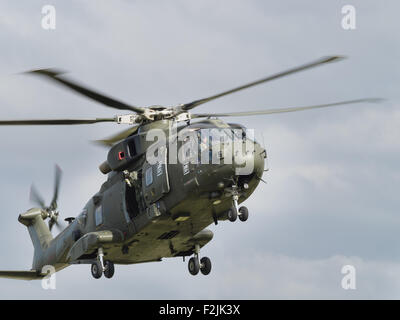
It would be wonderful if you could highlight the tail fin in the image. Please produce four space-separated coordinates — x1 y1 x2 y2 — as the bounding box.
18 208 53 268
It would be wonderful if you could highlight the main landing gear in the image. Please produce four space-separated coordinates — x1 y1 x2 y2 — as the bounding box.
91 247 115 279
188 244 212 276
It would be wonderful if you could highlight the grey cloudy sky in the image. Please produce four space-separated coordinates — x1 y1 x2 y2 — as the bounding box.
0 0 399 299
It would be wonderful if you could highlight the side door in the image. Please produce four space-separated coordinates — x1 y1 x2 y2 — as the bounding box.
142 145 170 206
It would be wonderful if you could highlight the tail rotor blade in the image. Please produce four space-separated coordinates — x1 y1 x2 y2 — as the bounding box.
49 213 65 232
48 218 54 231
50 165 62 210
28 165 66 233
29 184 45 209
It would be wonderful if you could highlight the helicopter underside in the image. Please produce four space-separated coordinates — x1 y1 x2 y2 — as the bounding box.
95 189 244 265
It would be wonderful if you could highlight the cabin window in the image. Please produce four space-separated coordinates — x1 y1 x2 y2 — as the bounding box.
145 167 153 186
95 206 103 226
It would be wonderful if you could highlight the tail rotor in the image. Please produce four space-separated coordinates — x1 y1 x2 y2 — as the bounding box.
29 165 64 232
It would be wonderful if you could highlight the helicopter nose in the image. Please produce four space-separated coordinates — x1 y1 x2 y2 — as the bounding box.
232 140 265 177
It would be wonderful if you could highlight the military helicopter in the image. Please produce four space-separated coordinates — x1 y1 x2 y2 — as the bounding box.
0 56 380 280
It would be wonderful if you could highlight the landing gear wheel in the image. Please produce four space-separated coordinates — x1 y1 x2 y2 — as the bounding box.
238 206 249 222
104 260 115 279
227 206 238 222
91 261 102 279
200 257 212 275
188 257 200 275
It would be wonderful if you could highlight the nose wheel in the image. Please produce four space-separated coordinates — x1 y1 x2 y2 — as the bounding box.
225 185 250 222
188 244 212 276
227 206 238 222
227 204 249 222
228 200 249 223
238 206 249 222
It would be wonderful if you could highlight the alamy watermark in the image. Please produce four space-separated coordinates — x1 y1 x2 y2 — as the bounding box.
341 265 356 290
145 124 256 176
341 5 356 30
41 5 56 30
41 265 56 290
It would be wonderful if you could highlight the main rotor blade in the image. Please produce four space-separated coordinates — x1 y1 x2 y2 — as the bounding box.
180 56 344 111
0 118 116 125
192 98 383 118
29 184 46 209
50 165 62 210
26 69 145 114
93 125 140 147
